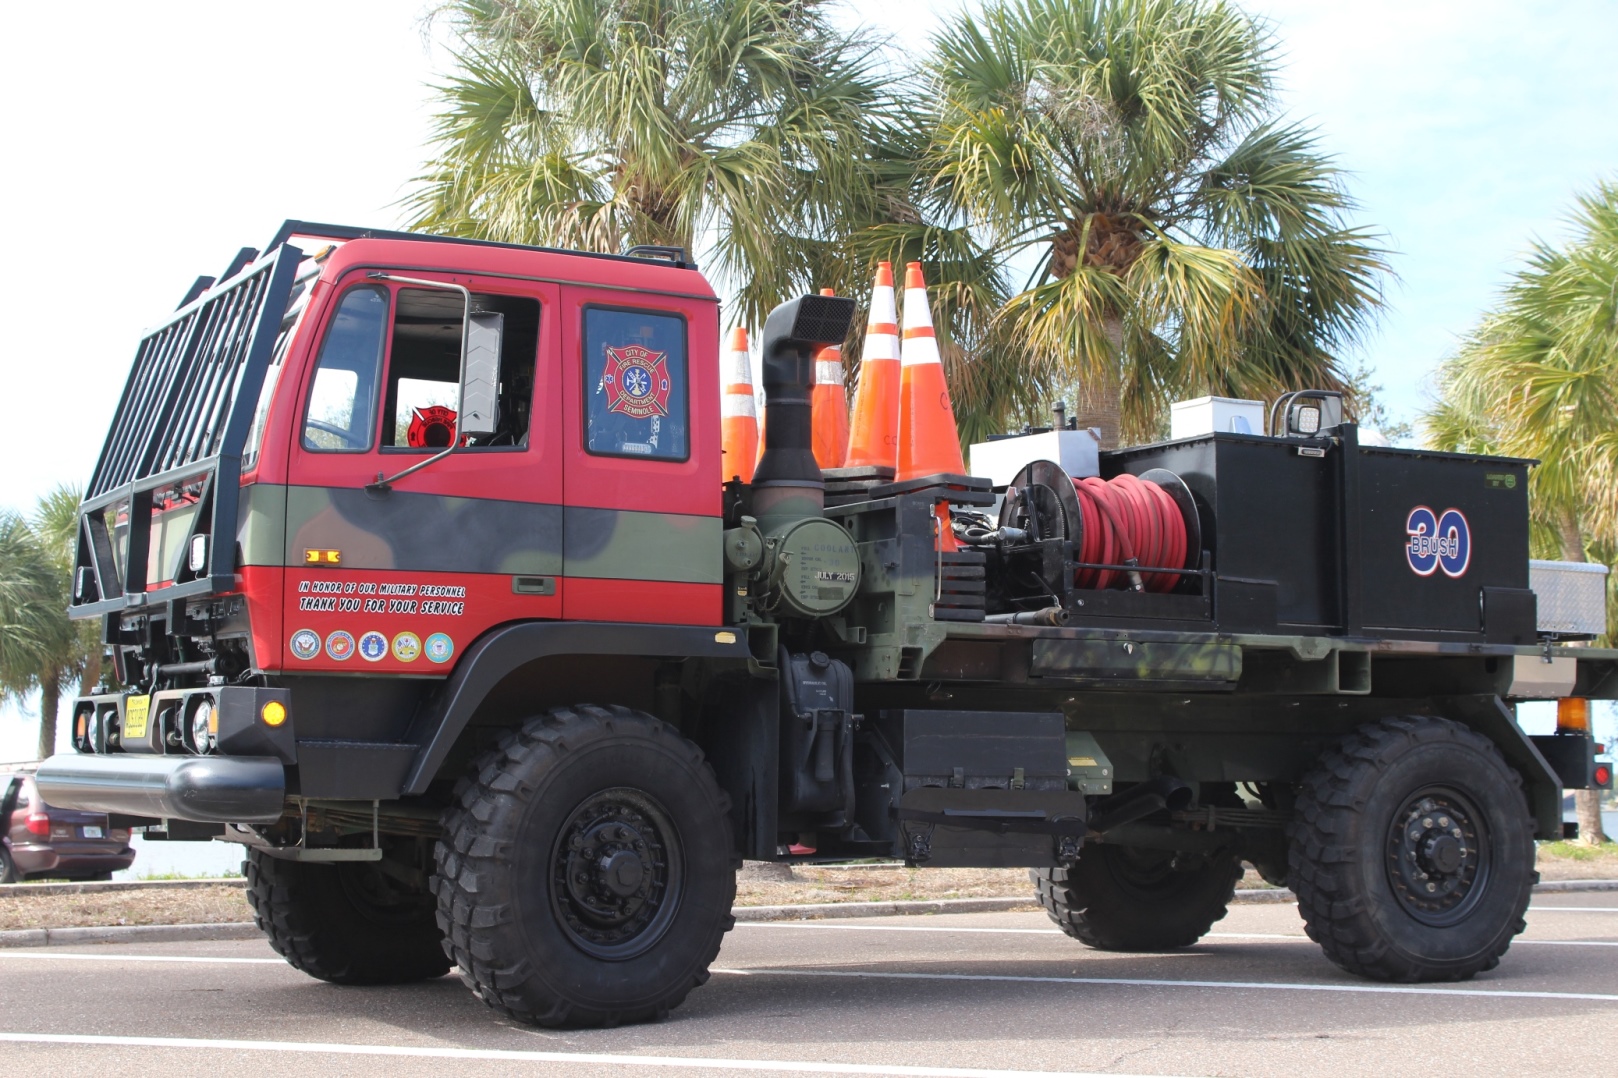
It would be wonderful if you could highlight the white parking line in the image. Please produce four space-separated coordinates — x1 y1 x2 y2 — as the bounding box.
714 967 1618 1003
0 1032 1177 1077
740 923 1057 935
740 923 1618 948
1528 906 1618 913
0 952 281 965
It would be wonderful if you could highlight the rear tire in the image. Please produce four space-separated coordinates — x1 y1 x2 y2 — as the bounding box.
1289 716 1536 982
1032 842 1242 950
0 847 17 884
244 848 450 984
434 704 737 1028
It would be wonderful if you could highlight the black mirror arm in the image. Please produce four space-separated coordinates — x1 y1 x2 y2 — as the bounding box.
362 272 472 492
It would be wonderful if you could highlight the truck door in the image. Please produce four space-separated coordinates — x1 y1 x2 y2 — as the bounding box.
279 270 562 672
559 287 723 625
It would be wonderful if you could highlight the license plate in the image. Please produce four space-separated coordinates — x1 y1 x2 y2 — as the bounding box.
82 826 103 839
123 695 151 740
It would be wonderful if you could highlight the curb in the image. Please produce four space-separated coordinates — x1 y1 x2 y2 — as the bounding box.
0 878 246 898
3 880 1613 950
0 922 261 948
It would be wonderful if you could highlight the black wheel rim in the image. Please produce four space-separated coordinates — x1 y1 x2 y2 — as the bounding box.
550 786 683 961
1384 785 1491 927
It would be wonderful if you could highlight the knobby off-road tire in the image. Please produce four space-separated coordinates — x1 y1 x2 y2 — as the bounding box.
1032 843 1243 950
434 705 738 1028
1289 716 1536 983
244 848 450 984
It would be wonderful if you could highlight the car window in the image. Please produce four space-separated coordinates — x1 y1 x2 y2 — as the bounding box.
583 307 689 461
381 289 541 450
302 285 389 452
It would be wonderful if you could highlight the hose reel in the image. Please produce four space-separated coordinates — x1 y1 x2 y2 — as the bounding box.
994 459 1202 602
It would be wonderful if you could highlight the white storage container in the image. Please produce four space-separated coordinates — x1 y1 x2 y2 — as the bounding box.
1170 396 1266 439
1529 559 1610 637
968 429 1101 487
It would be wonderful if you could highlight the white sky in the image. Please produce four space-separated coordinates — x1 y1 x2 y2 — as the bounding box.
1 0 1615 759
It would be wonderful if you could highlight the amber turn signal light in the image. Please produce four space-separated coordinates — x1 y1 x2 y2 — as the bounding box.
261 700 288 727
1557 697 1591 735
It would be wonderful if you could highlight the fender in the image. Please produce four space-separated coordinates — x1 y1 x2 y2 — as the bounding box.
1449 694 1564 838
400 620 752 795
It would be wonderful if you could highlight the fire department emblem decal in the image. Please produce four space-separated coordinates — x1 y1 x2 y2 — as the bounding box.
602 345 672 419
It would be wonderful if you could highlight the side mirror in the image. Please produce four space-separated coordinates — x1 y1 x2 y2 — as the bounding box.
459 311 503 440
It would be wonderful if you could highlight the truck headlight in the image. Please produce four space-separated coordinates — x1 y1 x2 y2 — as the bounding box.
188 700 217 754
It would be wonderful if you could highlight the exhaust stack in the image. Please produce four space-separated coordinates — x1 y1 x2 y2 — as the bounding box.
752 292 856 534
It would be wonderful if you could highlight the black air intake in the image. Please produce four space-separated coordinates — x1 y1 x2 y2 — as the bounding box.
754 293 857 488
751 294 855 534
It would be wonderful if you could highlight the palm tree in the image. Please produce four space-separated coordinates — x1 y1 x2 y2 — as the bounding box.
1425 180 1618 843
409 0 903 330
0 497 79 760
924 0 1388 446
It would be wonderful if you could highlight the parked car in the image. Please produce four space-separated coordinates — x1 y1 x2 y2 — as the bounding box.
1 771 134 883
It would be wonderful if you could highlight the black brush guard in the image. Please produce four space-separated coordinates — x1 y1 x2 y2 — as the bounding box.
70 243 302 620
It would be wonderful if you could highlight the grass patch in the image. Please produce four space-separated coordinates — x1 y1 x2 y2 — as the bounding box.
1537 839 1618 862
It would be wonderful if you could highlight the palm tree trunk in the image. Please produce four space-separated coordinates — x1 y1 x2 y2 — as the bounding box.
1071 314 1124 449
1553 508 1608 844
80 647 102 697
1557 506 1586 563
36 669 60 761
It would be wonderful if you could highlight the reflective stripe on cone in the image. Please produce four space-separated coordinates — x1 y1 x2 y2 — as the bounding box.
896 262 964 551
845 263 900 470
721 326 758 483
811 287 850 469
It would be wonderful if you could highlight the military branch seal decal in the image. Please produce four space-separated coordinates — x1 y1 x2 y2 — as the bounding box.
602 344 672 419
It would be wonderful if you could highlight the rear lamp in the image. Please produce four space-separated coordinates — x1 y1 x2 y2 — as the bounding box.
1557 697 1591 735
1595 762 1613 789
188 534 208 573
74 708 93 753
25 812 50 837
261 700 287 727
87 709 104 753
1292 404 1321 435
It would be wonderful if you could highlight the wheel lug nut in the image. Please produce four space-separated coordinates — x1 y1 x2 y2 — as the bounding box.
1422 817 1433 828
1427 882 1437 892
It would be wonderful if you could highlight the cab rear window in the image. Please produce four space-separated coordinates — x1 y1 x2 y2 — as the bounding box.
583 308 689 461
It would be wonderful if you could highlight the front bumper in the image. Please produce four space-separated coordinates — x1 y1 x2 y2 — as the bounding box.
36 753 286 824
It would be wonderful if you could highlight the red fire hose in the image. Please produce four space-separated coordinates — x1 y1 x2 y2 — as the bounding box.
1071 474 1187 592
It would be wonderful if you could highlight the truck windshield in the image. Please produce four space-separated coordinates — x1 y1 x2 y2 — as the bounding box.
242 259 321 472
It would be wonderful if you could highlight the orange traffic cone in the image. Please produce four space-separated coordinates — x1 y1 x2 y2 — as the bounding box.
721 327 758 482
811 287 850 469
896 262 964 550
844 263 900 471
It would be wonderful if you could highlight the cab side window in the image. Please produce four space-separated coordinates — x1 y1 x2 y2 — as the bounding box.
381 289 542 450
583 307 689 461
302 286 388 452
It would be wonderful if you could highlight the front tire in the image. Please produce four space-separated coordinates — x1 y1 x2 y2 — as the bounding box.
244 848 450 984
1289 716 1536 982
1032 842 1243 950
434 704 737 1028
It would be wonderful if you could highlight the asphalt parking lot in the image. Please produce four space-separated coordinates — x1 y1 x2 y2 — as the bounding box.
0 897 1614 1077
